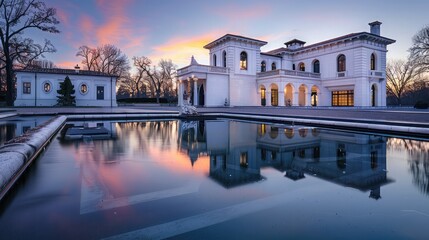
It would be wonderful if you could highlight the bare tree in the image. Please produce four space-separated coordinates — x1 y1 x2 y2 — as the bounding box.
410 25 429 71
133 56 176 103
76 44 129 76
0 0 59 106
386 59 423 105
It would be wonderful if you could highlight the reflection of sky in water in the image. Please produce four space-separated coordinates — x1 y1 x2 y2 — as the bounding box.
0 116 51 146
0 119 428 239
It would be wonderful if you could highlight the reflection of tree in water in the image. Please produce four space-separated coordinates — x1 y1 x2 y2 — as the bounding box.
116 121 178 153
0 124 16 146
388 138 429 195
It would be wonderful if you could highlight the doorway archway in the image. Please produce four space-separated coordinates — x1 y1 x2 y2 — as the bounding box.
199 84 205 106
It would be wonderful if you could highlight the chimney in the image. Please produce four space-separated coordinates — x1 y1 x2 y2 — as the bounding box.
369 21 382 35
74 64 80 73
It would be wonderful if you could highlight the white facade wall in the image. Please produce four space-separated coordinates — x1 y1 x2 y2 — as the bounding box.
15 72 117 107
206 74 229 106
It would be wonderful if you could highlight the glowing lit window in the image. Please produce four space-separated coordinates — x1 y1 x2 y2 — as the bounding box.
299 62 305 71
43 82 51 93
80 83 88 94
240 51 247 70
332 90 354 106
240 152 248 168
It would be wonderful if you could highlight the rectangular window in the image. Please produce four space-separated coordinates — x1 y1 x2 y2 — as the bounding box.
332 90 354 106
240 152 248 168
23 82 31 94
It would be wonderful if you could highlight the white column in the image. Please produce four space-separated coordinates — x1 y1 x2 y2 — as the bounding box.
193 79 198 106
293 91 299 106
178 81 183 106
306 92 312 106
266 92 272 106
278 91 285 106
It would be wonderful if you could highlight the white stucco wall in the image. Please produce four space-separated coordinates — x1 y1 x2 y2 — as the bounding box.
15 72 117 107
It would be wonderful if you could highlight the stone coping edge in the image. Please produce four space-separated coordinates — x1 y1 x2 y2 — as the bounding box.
207 113 429 138
0 116 67 201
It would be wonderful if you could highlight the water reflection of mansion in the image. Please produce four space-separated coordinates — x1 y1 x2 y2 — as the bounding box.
178 120 390 199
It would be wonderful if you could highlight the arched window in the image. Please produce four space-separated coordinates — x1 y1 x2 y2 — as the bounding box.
313 60 320 73
370 53 376 70
337 54 346 72
299 62 305 71
223 51 227 67
271 62 276 70
261 61 266 72
213 54 217 67
240 51 247 70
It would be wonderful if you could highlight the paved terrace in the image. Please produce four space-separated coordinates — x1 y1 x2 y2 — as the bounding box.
1 106 428 126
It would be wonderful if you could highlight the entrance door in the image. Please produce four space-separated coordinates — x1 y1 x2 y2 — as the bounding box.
198 85 205 106
97 86 104 100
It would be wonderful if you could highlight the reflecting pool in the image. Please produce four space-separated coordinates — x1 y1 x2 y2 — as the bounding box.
0 119 428 239
0 116 51 146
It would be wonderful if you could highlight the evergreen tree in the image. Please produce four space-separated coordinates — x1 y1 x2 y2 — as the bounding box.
57 76 76 106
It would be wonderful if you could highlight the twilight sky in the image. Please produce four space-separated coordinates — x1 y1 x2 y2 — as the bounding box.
31 0 429 69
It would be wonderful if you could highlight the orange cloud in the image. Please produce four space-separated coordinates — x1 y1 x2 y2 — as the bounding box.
150 31 226 67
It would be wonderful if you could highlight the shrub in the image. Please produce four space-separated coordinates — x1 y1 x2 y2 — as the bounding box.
414 100 429 109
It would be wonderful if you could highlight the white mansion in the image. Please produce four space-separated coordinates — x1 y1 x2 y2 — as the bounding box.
177 21 395 107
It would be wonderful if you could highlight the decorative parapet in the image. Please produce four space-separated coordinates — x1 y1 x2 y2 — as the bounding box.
257 69 321 78
177 64 229 76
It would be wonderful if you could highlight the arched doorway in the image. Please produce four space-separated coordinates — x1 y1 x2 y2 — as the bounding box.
270 84 278 106
285 83 294 106
371 84 377 107
198 84 205 106
311 85 319 106
260 85 266 106
298 84 308 106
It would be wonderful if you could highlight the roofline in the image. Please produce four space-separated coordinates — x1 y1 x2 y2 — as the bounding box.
266 32 395 55
204 34 267 49
260 52 282 58
14 68 119 78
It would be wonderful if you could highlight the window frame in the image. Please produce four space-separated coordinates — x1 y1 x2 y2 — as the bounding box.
370 53 376 70
80 83 89 95
299 62 305 71
240 51 248 70
213 54 217 67
261 61 266 72
223 50 227 68
337 54 346 72
23 82 31 94
42 81 52 93
313 60 320 73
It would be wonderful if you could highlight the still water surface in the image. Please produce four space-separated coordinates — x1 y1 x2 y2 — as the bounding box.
0 119 428 239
